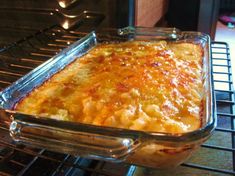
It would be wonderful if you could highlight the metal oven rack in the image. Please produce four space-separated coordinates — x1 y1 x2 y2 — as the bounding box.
0 26 234 176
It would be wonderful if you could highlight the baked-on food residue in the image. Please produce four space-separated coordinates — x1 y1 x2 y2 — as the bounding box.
15 41 203 133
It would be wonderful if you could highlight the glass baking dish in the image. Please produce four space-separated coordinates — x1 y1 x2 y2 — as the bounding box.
0 27 216 169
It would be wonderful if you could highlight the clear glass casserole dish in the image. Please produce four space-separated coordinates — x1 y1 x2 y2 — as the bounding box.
0 27 216 169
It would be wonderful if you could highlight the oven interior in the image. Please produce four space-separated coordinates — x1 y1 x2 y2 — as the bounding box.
0 0 235 175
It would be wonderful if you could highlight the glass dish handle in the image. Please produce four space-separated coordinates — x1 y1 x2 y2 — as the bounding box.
118 26 181 40
9 119 141 162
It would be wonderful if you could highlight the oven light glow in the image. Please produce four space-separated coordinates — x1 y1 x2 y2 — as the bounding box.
62 21 69 29
58 1 66 8
122 139 131 146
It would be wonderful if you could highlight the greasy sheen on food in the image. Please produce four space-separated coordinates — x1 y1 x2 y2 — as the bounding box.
15 41 203 133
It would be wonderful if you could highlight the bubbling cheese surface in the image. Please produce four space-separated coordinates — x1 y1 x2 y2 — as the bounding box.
15 41 203 133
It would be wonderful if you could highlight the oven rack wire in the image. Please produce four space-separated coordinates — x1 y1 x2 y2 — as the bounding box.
0 26 234 176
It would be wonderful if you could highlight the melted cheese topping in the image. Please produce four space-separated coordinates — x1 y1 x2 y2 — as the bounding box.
15 41 203 133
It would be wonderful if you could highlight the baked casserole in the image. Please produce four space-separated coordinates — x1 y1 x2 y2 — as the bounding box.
15 40 203 134
0 28 214 169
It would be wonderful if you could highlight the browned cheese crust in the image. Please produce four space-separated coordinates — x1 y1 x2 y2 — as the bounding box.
15 41 203 133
